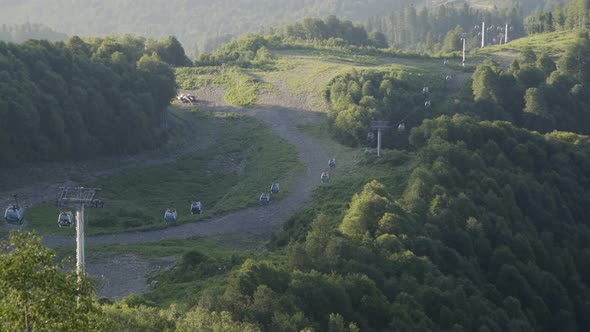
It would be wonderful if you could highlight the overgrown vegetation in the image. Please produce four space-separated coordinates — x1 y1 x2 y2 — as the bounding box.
323 65 460 148
524 0 590 35
70 114 590 331
0 35 192 166
366 3 526 53
471 32 590 134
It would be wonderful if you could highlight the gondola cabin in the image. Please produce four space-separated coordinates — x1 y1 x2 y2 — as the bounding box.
398 122 406 132
260 193 271 205
4 205 25 225
270 183 280 194
328 158 336 168
365 148 373 156
164 208 178 223
367 132 375 141
321 172 330 183
191 201 202 214
57 211 74 228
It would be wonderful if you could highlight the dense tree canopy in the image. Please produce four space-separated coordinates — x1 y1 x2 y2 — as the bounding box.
470 33 590 134
144 115 590 331
525 0 590 34
366 3 526 53
0 35 179 166
0 232 102 331
277 15 388 48
323 67 452 148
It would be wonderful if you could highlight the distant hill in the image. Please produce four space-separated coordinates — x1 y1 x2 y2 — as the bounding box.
0 0 548 56
0 23 67 43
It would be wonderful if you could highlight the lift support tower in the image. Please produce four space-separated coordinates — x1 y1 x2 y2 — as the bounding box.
370 121 390 157
57 187 102 276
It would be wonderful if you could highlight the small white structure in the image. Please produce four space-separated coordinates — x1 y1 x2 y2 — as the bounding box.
164 208 178 223
57 211 74 228
190 201 202 214
259 193 271 205
270 183 280 194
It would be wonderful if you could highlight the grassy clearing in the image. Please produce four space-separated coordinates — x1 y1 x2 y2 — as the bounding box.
216 67 269 107
475 31 578 58
176 66 267 107
175 67 221 89
258 51 462 102
25 111 302 236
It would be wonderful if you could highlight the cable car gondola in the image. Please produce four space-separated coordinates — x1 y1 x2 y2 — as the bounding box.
4 194 25 225
57 211 74 228
190 201 202 215
367 132 375 142
328 158 336 168
321 171 330 183
259 193 271 206
398 122 406 132
164 208 178 223
270 183 280 194
365 148 373 156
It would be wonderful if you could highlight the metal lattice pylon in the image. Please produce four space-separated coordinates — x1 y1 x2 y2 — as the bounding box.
370 121 390 157
56 187 102 277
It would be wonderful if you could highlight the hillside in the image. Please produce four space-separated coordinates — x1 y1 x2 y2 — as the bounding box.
0 0 547 56
2 29 590 331
0 0 411 55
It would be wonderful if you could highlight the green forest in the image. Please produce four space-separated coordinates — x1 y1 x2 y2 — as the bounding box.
0 35 192 166
324 32 590 148
366 4 525 53
2 3 590 331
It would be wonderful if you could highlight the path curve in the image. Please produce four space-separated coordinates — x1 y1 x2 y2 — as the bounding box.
40 84 329 248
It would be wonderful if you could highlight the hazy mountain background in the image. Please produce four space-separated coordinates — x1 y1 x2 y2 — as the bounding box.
0 0 549 56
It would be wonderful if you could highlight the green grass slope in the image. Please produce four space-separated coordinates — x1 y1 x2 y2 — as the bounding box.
25 109 301 235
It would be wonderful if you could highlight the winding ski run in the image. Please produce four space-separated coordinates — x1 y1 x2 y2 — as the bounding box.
39 85 329 248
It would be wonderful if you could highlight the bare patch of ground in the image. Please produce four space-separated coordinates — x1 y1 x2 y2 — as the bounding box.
208 152 247 176
86 254 177 300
